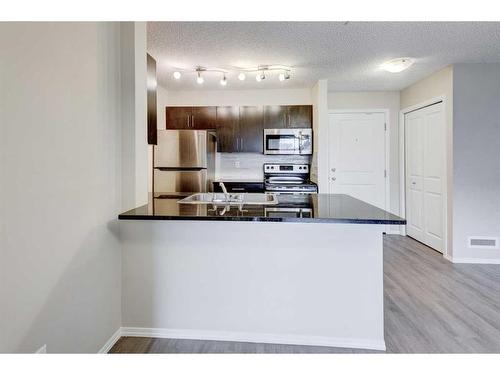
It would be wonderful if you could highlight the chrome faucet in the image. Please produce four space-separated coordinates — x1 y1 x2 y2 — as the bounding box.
218 182 230 202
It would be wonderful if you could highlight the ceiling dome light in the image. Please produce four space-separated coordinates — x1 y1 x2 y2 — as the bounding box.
238 72 246 81
256 71 266 82
220 74 227 86
380 57 414 73
196 72 204 84
173 71 181 79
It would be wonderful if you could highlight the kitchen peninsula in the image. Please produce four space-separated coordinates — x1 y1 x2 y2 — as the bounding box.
119 193 404 350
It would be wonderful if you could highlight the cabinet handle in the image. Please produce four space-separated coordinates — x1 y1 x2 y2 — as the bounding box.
191 115 194 128
240 138 244 150
236 138 239 151
187 115 190 128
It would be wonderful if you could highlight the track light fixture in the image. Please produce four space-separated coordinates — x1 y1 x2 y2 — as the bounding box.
278 70 291 81
220 73 227 86
171 65 292 85
196 71 204 84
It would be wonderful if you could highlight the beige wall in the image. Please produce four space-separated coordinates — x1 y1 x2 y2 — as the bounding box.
400 66 454 256
0 23 133 353
328 91 401 217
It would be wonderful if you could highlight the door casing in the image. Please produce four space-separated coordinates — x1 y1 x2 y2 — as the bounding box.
399 96 449 258
328 109 391 215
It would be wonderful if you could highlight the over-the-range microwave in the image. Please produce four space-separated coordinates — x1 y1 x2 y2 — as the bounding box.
263 128 313 155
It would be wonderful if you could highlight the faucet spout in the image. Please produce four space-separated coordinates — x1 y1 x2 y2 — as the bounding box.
219 182 230 202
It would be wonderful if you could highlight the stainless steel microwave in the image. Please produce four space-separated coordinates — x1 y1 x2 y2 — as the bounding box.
263 128 313 155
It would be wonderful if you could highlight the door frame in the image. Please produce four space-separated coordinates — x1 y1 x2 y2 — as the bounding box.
399 96 449 258
328 109 391 214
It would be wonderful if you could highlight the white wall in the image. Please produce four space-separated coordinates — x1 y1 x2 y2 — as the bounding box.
121 220 385 350
328 91 400 216
311 80 329 191
121 22 148 209
159 88 312 109
400 66 453 256
0 22 140 353
452 63 500 263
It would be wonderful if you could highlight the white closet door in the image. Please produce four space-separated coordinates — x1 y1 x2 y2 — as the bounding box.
329 112 386 210
405 103 445 252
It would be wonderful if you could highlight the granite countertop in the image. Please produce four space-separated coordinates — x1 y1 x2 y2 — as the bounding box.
118 193 406 225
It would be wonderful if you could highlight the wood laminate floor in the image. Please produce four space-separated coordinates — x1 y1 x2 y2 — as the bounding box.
110 235 500 354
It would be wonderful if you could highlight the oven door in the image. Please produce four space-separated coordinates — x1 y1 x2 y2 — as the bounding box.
264 129 312 155
264 207 313 219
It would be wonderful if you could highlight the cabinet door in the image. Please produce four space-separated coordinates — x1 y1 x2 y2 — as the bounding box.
191 106 217 129
263 105 287 129
288 105 312 128
166 107 192 129
216 106 239 152
239 106 264 153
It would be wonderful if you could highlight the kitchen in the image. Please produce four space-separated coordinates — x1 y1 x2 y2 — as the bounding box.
117 25 406 351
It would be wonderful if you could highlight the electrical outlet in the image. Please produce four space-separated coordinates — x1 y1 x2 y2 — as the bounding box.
234 161 240 168
35 344 47 354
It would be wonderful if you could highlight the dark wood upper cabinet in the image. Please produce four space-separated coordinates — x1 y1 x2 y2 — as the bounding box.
287 105 312 128
147 54 157 144
263 105 288 129
191 106 217 129
263 105 312 129
166 107 192 129
239 106 264 153
166 106 217 129
216 106 239 153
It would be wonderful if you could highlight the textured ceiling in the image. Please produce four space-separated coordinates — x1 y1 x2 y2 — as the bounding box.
147 22 500 91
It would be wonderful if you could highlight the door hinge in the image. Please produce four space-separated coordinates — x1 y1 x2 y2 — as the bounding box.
384 169 387 178
384 123 387 131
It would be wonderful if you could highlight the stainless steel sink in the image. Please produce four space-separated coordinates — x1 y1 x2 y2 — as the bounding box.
178 193 278 205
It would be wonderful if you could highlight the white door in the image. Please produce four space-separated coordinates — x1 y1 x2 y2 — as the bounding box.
328 112 387 210
405 103 445 252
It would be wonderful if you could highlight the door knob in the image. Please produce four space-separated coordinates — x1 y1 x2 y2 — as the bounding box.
331 168 336 172
331 177 336 181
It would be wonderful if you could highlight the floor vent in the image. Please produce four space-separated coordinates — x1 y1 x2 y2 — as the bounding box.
468 237 499 249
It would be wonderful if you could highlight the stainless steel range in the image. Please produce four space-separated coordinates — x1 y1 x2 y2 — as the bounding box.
264 163 318 193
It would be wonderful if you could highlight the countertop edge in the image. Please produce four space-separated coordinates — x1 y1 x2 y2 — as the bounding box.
118 214 406 225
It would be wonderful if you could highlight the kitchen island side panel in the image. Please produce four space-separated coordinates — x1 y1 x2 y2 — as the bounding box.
120 221 385 350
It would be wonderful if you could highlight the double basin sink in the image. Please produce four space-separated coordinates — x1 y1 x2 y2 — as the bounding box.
178 192 278 206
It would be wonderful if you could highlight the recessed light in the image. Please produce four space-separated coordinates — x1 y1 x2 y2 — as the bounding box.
238 73 246 81
173 71 181 79
380 58 414 73
256 71 265 82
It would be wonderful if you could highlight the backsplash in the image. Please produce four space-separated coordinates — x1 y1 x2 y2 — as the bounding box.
216 153 312 180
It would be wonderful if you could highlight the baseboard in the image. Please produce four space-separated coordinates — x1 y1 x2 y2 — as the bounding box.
445 256 500 264
120 327 386 351
98 327 122 354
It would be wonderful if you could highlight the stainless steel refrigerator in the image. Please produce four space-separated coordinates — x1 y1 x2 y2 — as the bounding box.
153 130 216 196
